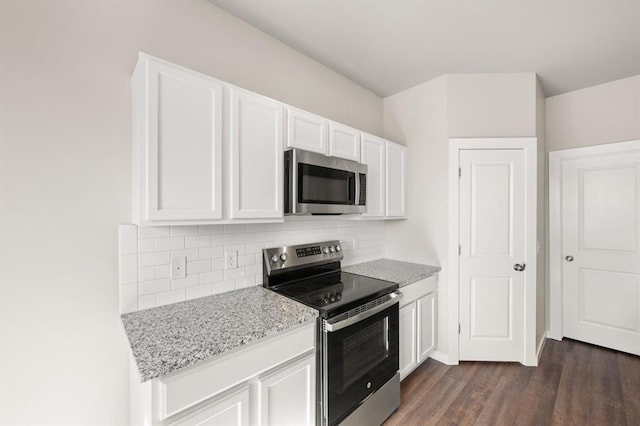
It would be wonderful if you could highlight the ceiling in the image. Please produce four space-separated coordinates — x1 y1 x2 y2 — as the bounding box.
209 0 640 97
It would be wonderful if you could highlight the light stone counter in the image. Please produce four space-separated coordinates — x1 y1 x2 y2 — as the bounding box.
121 286 317 382
343 259 441 287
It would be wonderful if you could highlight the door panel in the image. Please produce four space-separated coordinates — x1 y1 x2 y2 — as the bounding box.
459 149 525 361
562 152 640 355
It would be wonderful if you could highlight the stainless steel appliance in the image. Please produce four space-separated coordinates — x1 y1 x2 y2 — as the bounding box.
263 241 400 426
285 149 367 215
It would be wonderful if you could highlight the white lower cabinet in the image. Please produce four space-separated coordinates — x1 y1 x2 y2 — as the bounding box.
130 323 315 426
169 385 251 426
258 355 315 426
398 275 438 380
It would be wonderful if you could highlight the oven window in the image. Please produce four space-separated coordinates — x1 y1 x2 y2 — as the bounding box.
342 318 388 388
299 164 355 204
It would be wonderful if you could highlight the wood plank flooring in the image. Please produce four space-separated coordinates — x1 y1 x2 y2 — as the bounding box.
384 339 640 426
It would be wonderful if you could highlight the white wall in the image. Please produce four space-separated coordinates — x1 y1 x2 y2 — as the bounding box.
448 73 538 137
545 75 640 151
536 78 547 351
383 76 450 355
0 1 382 423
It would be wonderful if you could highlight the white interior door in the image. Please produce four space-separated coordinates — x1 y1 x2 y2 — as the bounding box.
562 151 640 356
459 149 526 362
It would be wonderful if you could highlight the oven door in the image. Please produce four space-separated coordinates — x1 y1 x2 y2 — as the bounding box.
285 149 367 215
321 296 399 426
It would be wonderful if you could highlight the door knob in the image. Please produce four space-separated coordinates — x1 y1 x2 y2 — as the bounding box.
513 263 526 272
565 255 574 262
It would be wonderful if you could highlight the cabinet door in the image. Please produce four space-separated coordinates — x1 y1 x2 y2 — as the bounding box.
417 291 437 363
286 107 328 154
386 142 408 218
399 302 417 380
361 133 386 218
329 122 360 161
142 57 223 222
230 89 284 219
258 354 315 426
168 385 250 426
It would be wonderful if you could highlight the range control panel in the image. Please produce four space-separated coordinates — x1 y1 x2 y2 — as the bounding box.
263 240 343 274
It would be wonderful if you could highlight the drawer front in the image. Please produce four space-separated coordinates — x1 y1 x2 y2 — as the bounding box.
399 275 437 307
158 322 315 420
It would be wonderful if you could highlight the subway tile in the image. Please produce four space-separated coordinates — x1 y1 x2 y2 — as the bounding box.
119 254 138 285
154 265 170 279
171 248 199 261
211 258 225 270
171 276 198 290
211 234 234 246
245 264 262 277
199 246 223 259
223 245 246 256
138 251 170 267
185 235 211 248
224 224 245 234
138 295 156 310
224 268 246 280
234 232 255 244
200 270 223 284
245 242 264 255
170 226 199 236
235 276 256 289
119 283 138 314
238 254 256 267
155 237 184 251
156 289 185 307
138 266 155 282
139 278 170 296
118 225 137 255
187 259 211 274
213 280 236 294
186 284 213 300
198 225 224 235
138 226 170 239
137 238 156 253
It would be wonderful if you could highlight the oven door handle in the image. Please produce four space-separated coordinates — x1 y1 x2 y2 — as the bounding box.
324 291 400 333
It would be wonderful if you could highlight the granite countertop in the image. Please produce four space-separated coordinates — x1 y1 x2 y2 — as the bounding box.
121 286 318 382
343 259 441 287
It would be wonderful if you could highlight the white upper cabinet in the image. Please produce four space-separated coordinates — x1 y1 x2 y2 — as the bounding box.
132 54 223 224
386 141 408 218
229 89 284 219
286 107 328 154
360 133 386 218
329 122 361 161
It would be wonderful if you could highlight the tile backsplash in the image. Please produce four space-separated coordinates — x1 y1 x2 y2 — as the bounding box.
119 218 385 313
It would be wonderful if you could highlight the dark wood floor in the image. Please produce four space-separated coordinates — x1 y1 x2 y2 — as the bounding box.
384 339 640 426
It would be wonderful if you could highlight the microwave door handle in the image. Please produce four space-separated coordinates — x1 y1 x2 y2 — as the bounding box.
354 173 360 205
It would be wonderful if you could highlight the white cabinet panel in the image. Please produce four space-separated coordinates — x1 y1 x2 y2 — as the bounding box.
329 122 360 161
399 303 417 380
258 355 315 426
134 54 223 223
286 107 328 154
386 142 407 218
168 386 250 426
361 133 386 218
229 89 284 219
417 292 437 362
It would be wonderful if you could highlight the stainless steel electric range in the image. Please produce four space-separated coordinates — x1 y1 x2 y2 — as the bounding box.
263 241 400 426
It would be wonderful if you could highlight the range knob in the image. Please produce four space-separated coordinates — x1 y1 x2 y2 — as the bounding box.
280 253 288 262
335 245 341 252
322 247 330 254
270 254 278 263
329 246 335 253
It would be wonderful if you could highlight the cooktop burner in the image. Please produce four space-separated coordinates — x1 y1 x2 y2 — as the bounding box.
273 271 397 318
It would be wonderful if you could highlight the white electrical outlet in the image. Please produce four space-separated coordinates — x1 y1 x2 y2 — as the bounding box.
171 256 186 279
225 250 238 270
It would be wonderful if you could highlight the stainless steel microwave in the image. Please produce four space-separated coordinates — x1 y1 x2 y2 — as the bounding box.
285 149 367 215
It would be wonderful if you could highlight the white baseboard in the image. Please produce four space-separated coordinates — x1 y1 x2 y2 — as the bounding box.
536 332 548 364
429 350 455 365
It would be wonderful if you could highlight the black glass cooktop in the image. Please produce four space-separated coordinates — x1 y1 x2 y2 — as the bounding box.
274 271 398 319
